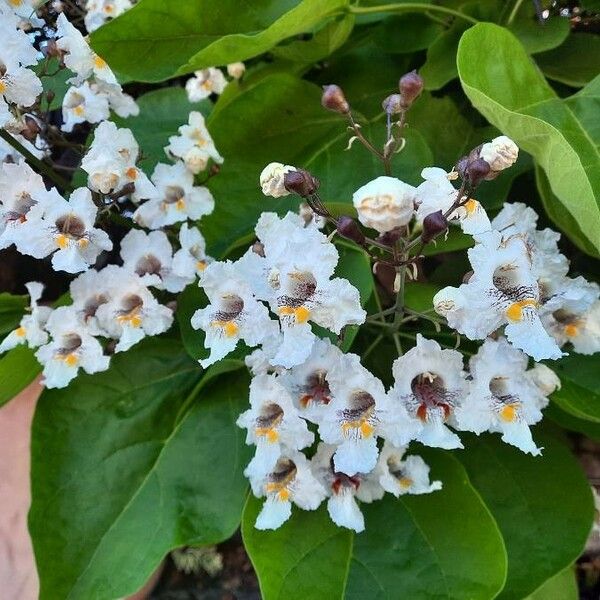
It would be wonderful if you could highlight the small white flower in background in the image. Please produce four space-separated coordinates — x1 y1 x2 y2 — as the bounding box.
226 62 245 80
55 14 117 85
165 111 223 174
389 334 465 450
528 363 561 396
35 306 110 388
95 80 139 118
81 121 155 199
434 232 563 361
455 337 548 455
318 352 388 476
69 268 113 336
133 161 214 229
375 443 442 497
415 167 491 236
120 228 191 293
544 299 600 355
94 265 173 352
259 162 295 198
238 212 365 368
0 63 43 127
84 0 133 32
0 282 52 353
249 451 326 530
61 82 110 132
191 260 278 368
238 374 314 479
24 187 112 273
185 67 228 102
0 160 47 250
479 135 518 173
172 223 213 280
352 175 415 233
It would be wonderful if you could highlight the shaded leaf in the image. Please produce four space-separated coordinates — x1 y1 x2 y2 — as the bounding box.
0 346 41 408
0 292 27 337
526 566 578 600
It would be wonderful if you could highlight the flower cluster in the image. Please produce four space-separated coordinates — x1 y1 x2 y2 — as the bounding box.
185 63 245 103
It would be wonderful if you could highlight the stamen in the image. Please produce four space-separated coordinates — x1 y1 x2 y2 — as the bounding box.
340 390 376 438
116 294 143 327
411 373 452 422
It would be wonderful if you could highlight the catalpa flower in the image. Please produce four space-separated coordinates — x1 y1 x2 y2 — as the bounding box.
191 260 278 368
415 167 491 236
172 223 213 280
259 162 295 198
2 0 44 26
120 229 191 293
36 306 110 388
480 135 518 173
165 111 223 174
0 62 42 127
0 281 51 353
133 161 215 229
185 68 228 102
84 0 133 32
238 212 365 368
434 232 563 361
389 335 465 450
61 82 110 132
0 6 39 71
95 265 173 352
249 452 326 531
238 374 314 479
455 337 548 455
25 187 112 273
375 443 442 497
69 267 113 336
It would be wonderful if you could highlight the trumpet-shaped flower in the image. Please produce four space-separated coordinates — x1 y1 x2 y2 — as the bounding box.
69 267 113 336
84 0 133 32
61 82 110 132
0 63 42 127
185 68 228 102
172 223 213 280
0 7 39 71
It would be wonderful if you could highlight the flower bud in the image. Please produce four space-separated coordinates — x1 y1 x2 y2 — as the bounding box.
352 176 415 233
226 62 245 80
336 216 366 245
284 169 320 197
382 93 402 115
46 90 56 104
480 135 518 172
528 363 561 396
21 116 40 141
421 210 448 243
399 70 424 108
43 39 62 59
321 84 350 114
465 158 491 187
252 241 265 257
259 162 295 198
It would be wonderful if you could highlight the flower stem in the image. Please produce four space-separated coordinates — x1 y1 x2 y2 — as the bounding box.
347 3 479 25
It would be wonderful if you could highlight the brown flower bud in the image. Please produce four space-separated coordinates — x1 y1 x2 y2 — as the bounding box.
382 93 403 115
399 71 424 108
43 39 62 59
21 116 40 141
421 210 448 244
283 169 320 197
321 85 350 114
465 158 491 187
252 241 265 257
46 90 56 105
336 216 366 246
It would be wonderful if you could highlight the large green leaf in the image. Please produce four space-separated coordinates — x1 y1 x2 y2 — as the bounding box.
346 449 507 599
457 23 600 253
90 0 349 82
457 430 594 600
0 345 41 408
242 499 353 600
29 337 252 600
526 567 578 600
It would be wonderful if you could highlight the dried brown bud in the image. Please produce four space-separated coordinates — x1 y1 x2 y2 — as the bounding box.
321 84 350 114
21 116 40 141
465 158 491 187
399 71 424 108
283 169 320 197
382 93 403 115
252 241 265 257
43 39 62 59
46 90 56 104
336 216 366 246
421 210 448 244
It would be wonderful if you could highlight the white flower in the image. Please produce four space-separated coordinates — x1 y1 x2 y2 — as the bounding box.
455 338 547 455
165 111 223 174
238 212 365 368
528 363 561 396
0 281 51 353
0 131 45 161
311 443 370 533
0 160 47 250
96 80 139 118
133 161 214 229
172 223 213 280
480 135 518 172
434 232 563 361
0 7 39 70
69 267 113 336
375 443 442 497
0 63 42 125
250 452 327 530
191 260 278 368
61 82 110 132
25 187 112 273
259 162 295 198
84 0 133 32
238 374 314 480
120 228 191 293
352 175 415 233
35 306 110 388
95 265 174 352
185 68 228 102
227 62 245 79
415 167 491 236
389 334 465 449
2 0 44 26
56 14 117 85
548 299 600 355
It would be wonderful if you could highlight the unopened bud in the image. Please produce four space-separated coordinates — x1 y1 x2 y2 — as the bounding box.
399 71 424 108
46 90 55 104
252 241 265 257
382 93 402 115
480 135 518 172
465 158 491 187
21 116 40 141
421 210 448 243
321 84 350 114
226 62 245 80
336 216 366 246
260 162 295 198
284 169 320 197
